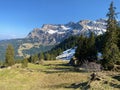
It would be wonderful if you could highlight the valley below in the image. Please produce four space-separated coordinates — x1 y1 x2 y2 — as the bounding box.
0 60 119 90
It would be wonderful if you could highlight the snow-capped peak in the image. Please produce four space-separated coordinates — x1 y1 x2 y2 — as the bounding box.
26 19 111 45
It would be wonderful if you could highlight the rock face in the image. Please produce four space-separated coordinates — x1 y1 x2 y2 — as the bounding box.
26 19 107 45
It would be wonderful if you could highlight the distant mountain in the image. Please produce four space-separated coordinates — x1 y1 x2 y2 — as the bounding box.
0 19 109 60
26 19 106 45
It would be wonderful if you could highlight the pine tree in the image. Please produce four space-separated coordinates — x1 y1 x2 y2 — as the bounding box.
102 1 120 69
87 33 97 61
75 33 97 65
5 44 15 66
31 54 39 63
45 53 50 60
39 52 44 60
75 35 85 63
22 58 28 68
96 34 105 52
117 27 120 50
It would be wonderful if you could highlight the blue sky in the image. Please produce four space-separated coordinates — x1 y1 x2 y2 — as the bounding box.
0 0 120 39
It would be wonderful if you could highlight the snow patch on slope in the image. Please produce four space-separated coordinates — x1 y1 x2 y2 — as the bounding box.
56 47 76 60
56 48 103 60
61 25 71 30
47 29 57 34
46 25 71 34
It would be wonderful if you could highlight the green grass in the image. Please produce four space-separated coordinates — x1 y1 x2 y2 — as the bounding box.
0 60 119 90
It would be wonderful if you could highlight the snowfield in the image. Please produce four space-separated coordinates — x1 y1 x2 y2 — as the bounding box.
56 47 76 60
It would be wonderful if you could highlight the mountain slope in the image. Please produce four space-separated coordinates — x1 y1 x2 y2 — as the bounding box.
45 35 79 57
0 38 54 60
0 19 107 60
26 19 106 45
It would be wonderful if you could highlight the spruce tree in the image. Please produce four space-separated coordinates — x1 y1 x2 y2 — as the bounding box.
75 33 97 64
87 33 97 61
31 54 39 63
39 52 44 60
45 53 50 60
75 35 85 63
22 58 28 68
102 1 120 69
5 44 15 66
117 27 120 50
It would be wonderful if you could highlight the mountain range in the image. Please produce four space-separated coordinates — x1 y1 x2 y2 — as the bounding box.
27 19 106 45
0 19 108 60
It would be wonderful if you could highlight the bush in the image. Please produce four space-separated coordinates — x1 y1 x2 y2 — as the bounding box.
81 62 102 72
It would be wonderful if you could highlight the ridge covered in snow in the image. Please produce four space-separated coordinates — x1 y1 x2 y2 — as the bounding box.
26 19 107 45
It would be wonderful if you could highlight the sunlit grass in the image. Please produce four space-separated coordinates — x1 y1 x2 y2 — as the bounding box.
0 60 119 90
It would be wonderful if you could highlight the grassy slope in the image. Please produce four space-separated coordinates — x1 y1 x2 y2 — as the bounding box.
0 60 120 90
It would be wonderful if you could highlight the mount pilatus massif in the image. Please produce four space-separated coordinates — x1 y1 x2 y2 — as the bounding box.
26 19 106 45
0 19 107 59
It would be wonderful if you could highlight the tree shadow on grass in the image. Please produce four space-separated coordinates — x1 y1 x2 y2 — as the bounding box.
43 63 70 67
65 82 90 90
42 68 87 74
56 63 71 66
110 75 120 89
112 75 120 81
42 70 67 74
42 63 87 74
109 82 120 89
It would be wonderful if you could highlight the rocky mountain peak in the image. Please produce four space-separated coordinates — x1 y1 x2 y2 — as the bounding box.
26 19 107 45
42 24 58 30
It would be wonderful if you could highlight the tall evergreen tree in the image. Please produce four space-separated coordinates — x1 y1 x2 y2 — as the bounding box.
87 33 97 61
102 2 120 69
75 35 86 63
5 44 15 66
75 33 97 64
117 27 120 50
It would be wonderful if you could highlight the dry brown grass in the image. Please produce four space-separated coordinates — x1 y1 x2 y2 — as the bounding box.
0 60 119 90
